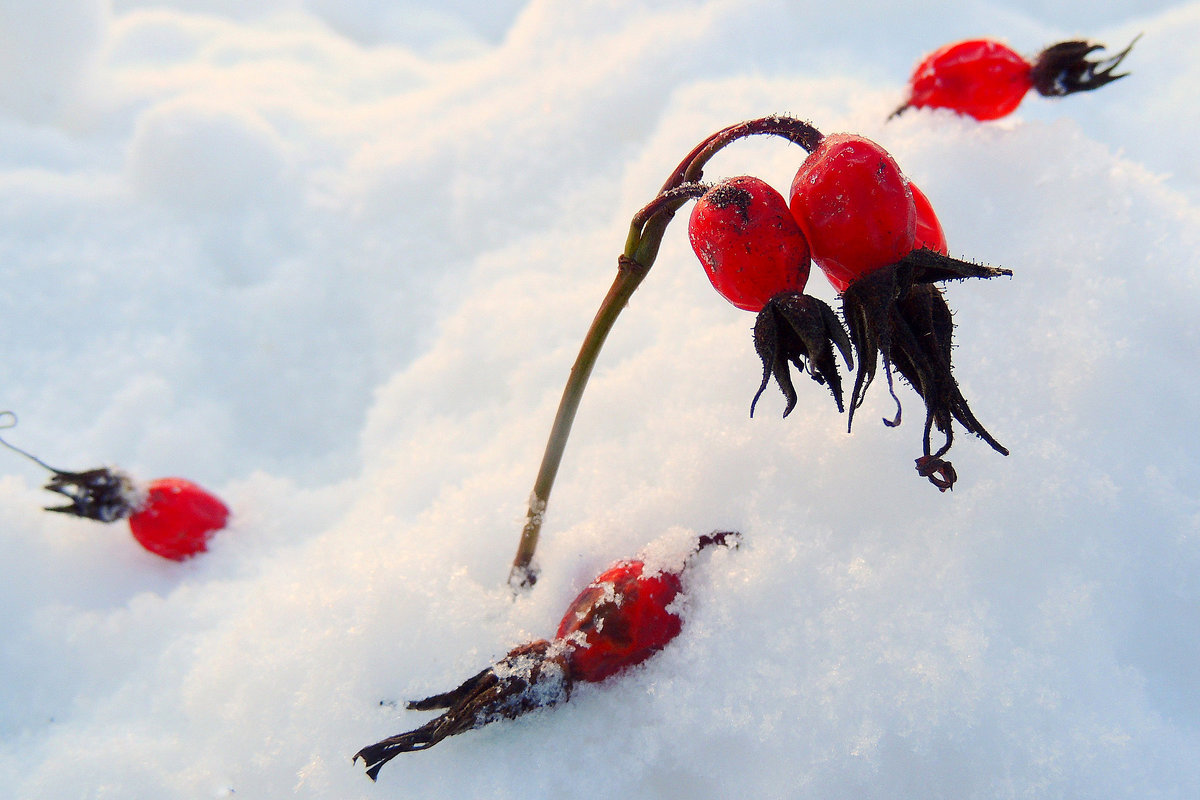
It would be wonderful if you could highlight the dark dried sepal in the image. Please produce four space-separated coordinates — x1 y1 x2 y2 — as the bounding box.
915 455 957 492
1030 36 1139 98
840 251 1009 490
694 530 742 553
901 246 1012 285
893 283 1008 456
751 291 852 417
354 640 570 781
43 467 139 522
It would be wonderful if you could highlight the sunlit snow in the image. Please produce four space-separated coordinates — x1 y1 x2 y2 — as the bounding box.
2 1 1198 797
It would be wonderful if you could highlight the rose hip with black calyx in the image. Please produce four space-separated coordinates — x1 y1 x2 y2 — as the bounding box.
46 471 228 561
685 174 850 419
0 412 230 560
891 35 1139 121
353 531 740 781
785 134 1010 490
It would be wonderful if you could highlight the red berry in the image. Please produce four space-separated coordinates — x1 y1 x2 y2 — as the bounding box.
788 133 916 293
902 39 1033 120
127 477 230 561
353 532 737 780
688 176 811 312
555 559 684 683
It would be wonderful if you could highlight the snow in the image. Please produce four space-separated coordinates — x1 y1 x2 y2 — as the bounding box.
2 0 1198 797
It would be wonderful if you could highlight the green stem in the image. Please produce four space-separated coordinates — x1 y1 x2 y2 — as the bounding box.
507 115 824 590
508 255 648 589
508 196 693 590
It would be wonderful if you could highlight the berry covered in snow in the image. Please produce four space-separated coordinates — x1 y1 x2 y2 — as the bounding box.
354 531 739 781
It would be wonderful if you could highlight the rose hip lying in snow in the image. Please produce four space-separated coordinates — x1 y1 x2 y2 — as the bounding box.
353 531 740 782
0 416 229 560
892 36 1138 121
41 469 230 560
688 176 811 312
125 477 231 560
555 556 685 682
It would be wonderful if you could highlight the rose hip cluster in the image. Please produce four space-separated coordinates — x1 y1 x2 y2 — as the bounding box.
358 34 1137 781
687 125 1008 490
508 114 1013 589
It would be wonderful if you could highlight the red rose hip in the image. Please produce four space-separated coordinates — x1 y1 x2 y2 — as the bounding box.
903 39 1032 121
688 176 811 312
555 559 684 682
893 36 1138 120
354 531 739 781
127 477 230 561
0 416 230 561
788 133 916 292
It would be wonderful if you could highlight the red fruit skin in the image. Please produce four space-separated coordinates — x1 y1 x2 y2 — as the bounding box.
910 183 949 256
127 477 230 561
789 133 916 293
821 182 947 294
554 560 684 683
905 39 1033 121
688 176 811 312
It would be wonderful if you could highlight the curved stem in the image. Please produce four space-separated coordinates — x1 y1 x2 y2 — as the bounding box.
667 115 823 188
508 196 694 591
0 412 67 475
508 255 650 589
508 116 824 590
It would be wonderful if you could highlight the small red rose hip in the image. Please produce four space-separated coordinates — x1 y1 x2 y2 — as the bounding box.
902 39 1032 121
788 133 916 293
893 36 1138 121
352 531 739 781
127 477 230 561
0 415 231 560
688 176 811 312
555 559 684 682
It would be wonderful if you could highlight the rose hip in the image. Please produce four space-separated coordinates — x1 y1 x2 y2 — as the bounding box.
688 176 811 312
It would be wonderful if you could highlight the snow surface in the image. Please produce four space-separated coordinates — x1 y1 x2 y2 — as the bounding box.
2 0 1199 797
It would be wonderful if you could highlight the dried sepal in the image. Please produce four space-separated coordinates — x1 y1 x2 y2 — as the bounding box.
0 415 142 522
1031 35 1139 97
43 467 142 522
840 249 1010 490
354 639 570 781
751 291 852 417
916 454 957 491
